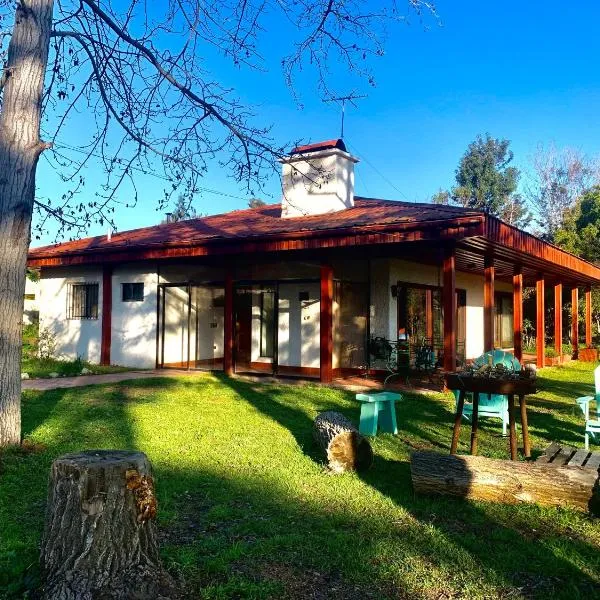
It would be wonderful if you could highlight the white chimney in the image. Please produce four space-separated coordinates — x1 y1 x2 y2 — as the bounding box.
279 139 359 218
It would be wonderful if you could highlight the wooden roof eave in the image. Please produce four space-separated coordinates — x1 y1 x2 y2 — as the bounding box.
27 215 486 268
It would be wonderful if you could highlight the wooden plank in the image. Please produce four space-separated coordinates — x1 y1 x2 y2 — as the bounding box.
551 446 576 466
536 442 562 463
585 452 600 471
443 247 456 372
567 449 590 468
536 277 545 369
513 267 523 362
586 287 592 347
100 266 112 366
484 256 494 352
554 283 563 361
320 264 333 383
223 271 233 375
571 287 579 358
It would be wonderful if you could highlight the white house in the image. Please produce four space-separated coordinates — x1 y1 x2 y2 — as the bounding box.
28 139 600 381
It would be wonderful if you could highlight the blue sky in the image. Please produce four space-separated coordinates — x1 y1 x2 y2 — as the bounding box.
34 0 600 244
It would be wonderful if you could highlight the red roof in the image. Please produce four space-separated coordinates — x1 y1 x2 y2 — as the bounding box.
28 198 481 262
291 139 347 154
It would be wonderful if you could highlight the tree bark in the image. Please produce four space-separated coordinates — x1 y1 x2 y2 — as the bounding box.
313 411 373 473
0 0 54 446
410 451 599 515
40 450 180 599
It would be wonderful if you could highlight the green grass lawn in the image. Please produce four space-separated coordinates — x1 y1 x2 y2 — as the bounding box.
1 363 599 599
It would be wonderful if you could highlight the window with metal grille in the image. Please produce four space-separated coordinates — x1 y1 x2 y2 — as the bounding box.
122 282 144 302
67 283 99 319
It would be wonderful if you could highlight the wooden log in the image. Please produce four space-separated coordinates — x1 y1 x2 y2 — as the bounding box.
313 411 373 473
40 450 180 600
410 451 599 515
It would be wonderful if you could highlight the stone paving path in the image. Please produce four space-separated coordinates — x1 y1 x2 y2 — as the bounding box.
22 368 439 394
21 369 195 391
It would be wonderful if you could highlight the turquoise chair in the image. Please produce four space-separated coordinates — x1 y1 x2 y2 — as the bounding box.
576 365 600 450
454 349 521 436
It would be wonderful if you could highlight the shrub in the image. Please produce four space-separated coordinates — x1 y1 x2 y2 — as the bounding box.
38 327 57 360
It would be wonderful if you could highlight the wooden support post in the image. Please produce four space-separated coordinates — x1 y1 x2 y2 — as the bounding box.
572 287 579 358
425 288 434 341
586 286 592 348
320 264 334 383
555 283 563 361
513 267 523 362
484 256 495 352
536 277 545 369
443 247 457 372
224 271 234 375
100 266 112 366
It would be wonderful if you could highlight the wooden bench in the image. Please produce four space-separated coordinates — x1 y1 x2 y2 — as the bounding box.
536 442 600 471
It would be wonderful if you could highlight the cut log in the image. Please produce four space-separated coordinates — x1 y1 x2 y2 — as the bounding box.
410 451 599 515
313 411 373 473
40 450 180 600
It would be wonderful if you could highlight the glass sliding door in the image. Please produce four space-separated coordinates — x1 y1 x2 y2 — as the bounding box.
157 283 224 370
234 284 277 375
494 292 514 349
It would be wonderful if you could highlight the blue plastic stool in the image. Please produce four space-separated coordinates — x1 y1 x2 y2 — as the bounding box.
355 391 402 436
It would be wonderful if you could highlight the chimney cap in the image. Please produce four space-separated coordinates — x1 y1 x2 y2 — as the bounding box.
291 138 347 155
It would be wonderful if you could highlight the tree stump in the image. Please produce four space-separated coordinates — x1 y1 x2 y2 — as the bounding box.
40 450 180 600
313 411 373 473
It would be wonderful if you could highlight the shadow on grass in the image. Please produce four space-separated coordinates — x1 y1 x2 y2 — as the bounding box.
2 373 599 599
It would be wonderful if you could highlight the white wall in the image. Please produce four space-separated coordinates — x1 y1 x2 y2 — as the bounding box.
277 282 320 368
23 278 39 325
39 266 104 363
112 265 160 368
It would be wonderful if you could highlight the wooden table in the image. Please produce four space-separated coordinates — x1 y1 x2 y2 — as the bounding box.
445 373 537 460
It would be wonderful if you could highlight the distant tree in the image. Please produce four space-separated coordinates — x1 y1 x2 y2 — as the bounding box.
434 135 530 227
248 198 266 208
526 144 599 241
431 189 450 205
554 186 600 342
555 186 600 262
163 196 197 223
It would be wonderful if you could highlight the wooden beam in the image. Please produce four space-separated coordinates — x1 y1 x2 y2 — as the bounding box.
223 271 234 375
572 287 579 358
484 255 495 352
586 287 592 348
100 266 112 366
554 283 563 361
320 264 334 383
536 277 545 369
443 247 457 372
513 267 523 362
425 288 433 340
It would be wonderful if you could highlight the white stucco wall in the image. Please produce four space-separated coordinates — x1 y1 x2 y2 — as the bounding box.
111 265 159 368
277 282 321 368
39 266 104 363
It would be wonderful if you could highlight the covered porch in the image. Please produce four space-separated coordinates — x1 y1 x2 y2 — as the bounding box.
148 230 599 385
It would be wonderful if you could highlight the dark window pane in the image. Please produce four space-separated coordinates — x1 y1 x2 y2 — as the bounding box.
68 283 99 319
122 282 144 302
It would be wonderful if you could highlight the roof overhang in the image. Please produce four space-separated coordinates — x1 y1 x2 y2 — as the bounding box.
27 213 600 286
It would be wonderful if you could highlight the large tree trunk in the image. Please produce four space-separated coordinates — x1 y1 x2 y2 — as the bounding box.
0 0 54 446
40 450 180 599
410 451 599 515
313 411 373 473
